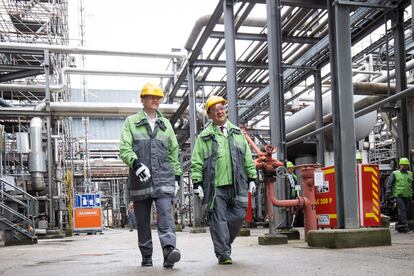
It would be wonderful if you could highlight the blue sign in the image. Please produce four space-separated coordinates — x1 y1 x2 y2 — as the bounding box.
76 193 101 208
95 194 101 207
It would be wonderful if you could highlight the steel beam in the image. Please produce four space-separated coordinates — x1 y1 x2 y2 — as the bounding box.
332 2 358 229
44 49 55 229
223 0 238 125
266 0 286 232
169 0 224 103
393 4 409 158
192 59 268 70
0 69 43 82
314 70 325 166
210 31 320 44
186 80 267 88
240 0 326 9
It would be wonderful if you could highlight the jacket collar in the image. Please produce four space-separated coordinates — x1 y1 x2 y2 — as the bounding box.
134 109 166 131
200 120 241 140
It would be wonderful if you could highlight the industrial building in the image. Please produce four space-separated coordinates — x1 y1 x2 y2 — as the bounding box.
0 0 414 275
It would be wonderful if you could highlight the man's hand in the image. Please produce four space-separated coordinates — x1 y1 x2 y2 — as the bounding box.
193 185 204 200
249 181 256 193
133 160 151 182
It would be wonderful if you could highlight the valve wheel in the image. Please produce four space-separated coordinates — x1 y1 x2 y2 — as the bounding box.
275 166 287 178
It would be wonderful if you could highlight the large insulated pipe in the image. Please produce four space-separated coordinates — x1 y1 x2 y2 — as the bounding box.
29 117 46 191
0 42 183 59
286 95 377 141
61 68 174 78
0 98 13 107
33 102 192 117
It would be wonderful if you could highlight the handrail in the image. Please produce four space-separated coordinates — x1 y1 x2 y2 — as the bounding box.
0 177 37 201
0 176 38 240
0 217 35 239
0 202 31 223
1 192 27 208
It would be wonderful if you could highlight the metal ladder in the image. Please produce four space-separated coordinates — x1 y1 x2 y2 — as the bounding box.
0 177 38 243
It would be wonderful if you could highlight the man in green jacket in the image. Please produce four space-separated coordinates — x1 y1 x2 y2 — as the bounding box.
191 95 257 265
386 157 413 233
120 83 182 268
286 161 299 199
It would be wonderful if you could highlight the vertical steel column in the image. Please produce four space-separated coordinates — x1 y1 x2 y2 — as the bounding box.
188 65 203 229
392 4 408 158
327 0 343 227
44 49 54 228
187 66 197 150
314 70 325 166
223 0 238 125
332 2 358 229
168 57 178 104
266 0 286 231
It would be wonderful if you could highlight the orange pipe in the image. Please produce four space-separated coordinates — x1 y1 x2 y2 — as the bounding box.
242 127 264 156
296 164 319 241
242 127 317 239
246 192 253 223
264 179 304 221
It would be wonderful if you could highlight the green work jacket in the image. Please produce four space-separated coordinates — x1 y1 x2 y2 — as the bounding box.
191 121 257 209
391 170 413 198
120 110 182 201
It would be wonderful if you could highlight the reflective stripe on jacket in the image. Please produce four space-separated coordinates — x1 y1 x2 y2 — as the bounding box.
120 110 182 201
191 121 257 209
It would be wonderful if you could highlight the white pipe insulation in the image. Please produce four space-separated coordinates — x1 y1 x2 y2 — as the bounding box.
29 117 46 191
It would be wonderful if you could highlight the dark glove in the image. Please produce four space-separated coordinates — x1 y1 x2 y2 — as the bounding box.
132 159 151 182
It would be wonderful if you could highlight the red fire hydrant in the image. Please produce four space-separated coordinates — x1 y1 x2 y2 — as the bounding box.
242 128 318 240
295 164 319 241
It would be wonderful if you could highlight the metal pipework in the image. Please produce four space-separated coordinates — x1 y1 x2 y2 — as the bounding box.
0 42 184 59
295 164 319 241
61 68 174 78
242 129 300 211
29 117 46 191
243 128 317 239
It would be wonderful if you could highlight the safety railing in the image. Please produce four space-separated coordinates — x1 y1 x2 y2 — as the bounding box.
0 177 37 240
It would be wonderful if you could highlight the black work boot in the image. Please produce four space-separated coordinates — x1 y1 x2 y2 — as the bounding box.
141 255 153 267
163 245 181 268
218 256 232 265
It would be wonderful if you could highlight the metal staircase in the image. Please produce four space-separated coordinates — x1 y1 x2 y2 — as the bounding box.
0 177 38 245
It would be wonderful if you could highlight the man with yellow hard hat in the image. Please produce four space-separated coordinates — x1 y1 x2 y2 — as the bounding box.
191 95 257 265
120 83 182 268
385 157 413 233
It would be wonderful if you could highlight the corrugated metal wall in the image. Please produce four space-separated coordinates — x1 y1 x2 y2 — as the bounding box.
70 88 139 150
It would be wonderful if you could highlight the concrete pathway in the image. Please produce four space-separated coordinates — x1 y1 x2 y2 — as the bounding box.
0 226 413 276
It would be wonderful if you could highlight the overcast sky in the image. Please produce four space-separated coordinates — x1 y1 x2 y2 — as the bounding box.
68 0 219 91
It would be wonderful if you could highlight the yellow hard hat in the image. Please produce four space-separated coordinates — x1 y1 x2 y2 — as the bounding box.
140 83 164 98
399 157 410 165
205 96 226 113
356 152 362 161
286 161 295 168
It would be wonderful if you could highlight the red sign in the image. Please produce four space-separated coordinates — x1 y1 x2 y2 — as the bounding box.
357 164 381 226
314 164 380 228
315 166 337 228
